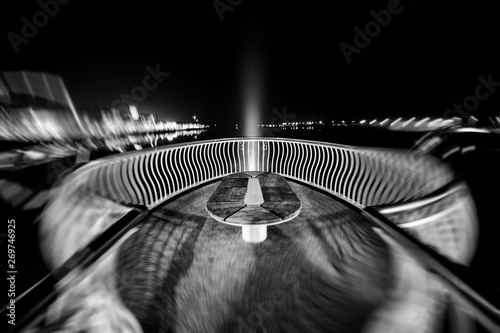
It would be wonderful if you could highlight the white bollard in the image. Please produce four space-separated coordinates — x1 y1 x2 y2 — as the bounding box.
241 225 267 243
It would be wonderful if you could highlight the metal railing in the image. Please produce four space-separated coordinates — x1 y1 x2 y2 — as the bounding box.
49 137 475 266
72 138 453 208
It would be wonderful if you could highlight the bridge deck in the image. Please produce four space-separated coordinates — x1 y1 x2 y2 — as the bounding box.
114 180 441 333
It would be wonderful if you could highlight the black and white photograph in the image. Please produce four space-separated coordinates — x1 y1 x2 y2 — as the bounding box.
1 0 499 332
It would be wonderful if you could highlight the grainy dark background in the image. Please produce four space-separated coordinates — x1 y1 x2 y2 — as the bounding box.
1 1 499 332
1 0 499 124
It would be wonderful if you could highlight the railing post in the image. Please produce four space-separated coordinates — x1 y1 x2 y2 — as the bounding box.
242 225 267 243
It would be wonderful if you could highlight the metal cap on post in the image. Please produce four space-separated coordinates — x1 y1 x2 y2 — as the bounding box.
242 225 267 243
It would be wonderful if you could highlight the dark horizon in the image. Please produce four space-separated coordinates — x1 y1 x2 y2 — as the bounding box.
2 0 499 124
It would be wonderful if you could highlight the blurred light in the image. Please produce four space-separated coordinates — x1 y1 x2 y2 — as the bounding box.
241 38 264 137
129 105 139 120
454 128 490 134
401 117 415 128
442 147 460 159
415 117 429 127
390 117 402 127
462 146 475 153
428 118 442 127
441 119 455 126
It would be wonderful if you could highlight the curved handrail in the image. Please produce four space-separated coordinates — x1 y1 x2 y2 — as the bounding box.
28 137 484 331
63 138 454 209
2 205 150 333
44 138 474 264
363 207 500 332
375 177 467 215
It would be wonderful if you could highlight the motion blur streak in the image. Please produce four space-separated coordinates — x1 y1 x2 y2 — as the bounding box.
242 78 260 137
115 182 393 332
39 181 466 332
241 30 265 138
39 186 141 332
37 138 477 332
0 71 208 142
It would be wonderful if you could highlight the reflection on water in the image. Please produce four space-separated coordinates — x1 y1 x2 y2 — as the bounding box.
200 125 423 149
95 125 425 156
0 129 209 168
0 125 424 170
102 129 208 152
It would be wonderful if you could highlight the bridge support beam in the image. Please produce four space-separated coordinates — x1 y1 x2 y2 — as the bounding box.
241 225 267 243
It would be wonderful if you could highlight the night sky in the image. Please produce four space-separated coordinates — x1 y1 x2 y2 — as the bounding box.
2 0 499 124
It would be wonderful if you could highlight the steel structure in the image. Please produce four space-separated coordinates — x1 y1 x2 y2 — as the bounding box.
5 136 499 332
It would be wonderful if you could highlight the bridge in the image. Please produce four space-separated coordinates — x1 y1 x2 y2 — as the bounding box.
7 134 500 332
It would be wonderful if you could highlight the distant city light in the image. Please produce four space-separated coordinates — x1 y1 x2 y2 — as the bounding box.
129 105 139 120
415 117 429 127
234 114 488 134
0 107 208 142
441 119 455 126
390 118 402 127
401 117 415 128
428 118 443 127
